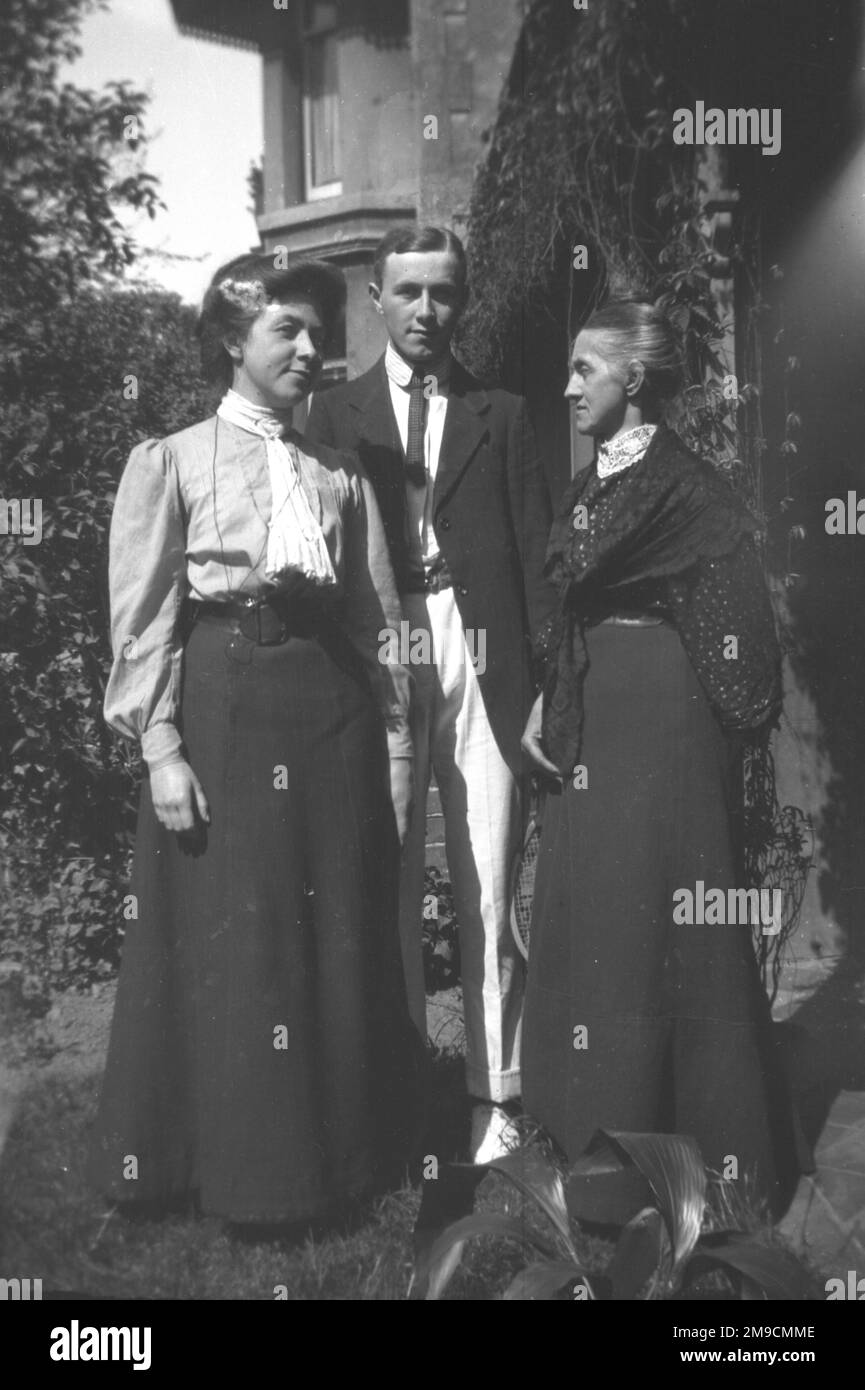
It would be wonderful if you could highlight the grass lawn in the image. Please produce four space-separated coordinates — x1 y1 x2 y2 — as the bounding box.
2 1063 421 1300
0 1022 616 1301
0 982 825 1301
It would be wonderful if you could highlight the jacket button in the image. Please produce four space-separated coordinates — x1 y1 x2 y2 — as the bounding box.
439 517 451 531
458 584 468 596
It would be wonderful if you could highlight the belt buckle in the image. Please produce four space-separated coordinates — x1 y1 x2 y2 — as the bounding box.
237 598 285 645
257 601 288 645
237 598 259 643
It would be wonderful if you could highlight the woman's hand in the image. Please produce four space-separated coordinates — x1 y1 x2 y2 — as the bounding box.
520 691 563 781
389 756 414 848
150 760 211 834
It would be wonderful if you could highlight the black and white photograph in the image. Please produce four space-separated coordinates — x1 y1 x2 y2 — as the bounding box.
1 0 864 1336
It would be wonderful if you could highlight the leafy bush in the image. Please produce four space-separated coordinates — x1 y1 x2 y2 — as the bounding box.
1 285 214 995
422 866 461 992
0 0 214 996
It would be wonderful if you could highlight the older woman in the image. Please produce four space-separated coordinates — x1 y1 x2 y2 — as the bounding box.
89 253 420 1227
521 301 798 1218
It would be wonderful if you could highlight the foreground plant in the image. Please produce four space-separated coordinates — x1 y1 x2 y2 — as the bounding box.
413 1131 817 1301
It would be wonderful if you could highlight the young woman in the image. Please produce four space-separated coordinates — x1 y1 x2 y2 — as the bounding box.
521 301 798 1219
89 253 420 1227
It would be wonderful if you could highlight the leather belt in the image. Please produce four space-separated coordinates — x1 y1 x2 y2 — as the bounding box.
188 595 324 646
403 557 453 596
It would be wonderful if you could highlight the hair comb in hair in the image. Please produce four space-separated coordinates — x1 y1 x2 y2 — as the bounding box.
218 278 268 312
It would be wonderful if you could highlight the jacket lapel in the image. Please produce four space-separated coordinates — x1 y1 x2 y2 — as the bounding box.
347 356 491 515
348 359 409 566
433 365 491 516
351 358 402 461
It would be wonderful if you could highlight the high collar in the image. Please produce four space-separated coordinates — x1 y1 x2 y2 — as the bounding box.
384 340 452 390
596 423 657 479
218 387 294 439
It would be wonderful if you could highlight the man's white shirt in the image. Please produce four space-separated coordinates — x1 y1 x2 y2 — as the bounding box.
384 340 451 567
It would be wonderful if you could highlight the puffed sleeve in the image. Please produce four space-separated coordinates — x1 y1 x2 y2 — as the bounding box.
103 439 189 769
341 457 412 760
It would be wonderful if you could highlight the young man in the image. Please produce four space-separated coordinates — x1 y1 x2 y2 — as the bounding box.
305 226 554 1161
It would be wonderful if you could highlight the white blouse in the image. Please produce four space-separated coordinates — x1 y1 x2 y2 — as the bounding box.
103 416 412 770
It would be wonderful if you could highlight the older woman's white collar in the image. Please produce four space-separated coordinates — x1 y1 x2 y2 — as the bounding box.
596 424 657 479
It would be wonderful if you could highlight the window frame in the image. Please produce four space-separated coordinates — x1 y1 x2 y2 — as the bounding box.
301 2 342 202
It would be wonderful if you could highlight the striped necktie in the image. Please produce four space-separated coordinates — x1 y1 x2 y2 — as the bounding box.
405 371 428 488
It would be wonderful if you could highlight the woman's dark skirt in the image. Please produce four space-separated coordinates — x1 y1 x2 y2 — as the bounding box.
88 616 423 1223
522 621 799 1220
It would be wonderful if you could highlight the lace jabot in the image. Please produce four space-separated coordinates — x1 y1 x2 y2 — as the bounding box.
216 389 336 588
596 424 657 479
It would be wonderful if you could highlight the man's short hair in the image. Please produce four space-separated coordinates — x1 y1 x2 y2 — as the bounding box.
372 225 467 290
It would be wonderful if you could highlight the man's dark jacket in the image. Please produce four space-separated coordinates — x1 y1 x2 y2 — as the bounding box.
305 355 557 774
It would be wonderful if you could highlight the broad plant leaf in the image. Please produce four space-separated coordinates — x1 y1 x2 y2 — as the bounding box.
607 1205 670 1300
740 1279 766 1300
423 1232 467 1303
566 1142 625 1179
694 1232 818 1301
484 1147 577 1257
502 1260 590 1301
421 1212 560 1301
601 1131 706 1277
410 1161 490 1295
414 1161 487 1233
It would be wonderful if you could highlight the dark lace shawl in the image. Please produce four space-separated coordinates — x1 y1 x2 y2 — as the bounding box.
538 423 782 775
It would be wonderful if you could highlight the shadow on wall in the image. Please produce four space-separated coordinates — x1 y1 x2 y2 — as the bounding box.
783 148 865 970
774 55 865 1145
787 536 865 970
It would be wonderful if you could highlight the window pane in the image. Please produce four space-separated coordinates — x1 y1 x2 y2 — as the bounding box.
305 34 340 188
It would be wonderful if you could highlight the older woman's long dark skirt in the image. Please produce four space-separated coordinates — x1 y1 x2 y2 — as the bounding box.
522 621 799 1221
88 618 422 1224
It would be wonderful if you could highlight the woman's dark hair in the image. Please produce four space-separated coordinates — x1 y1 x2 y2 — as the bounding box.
371 224 468 290
581 300 685 406
197 251 346 389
